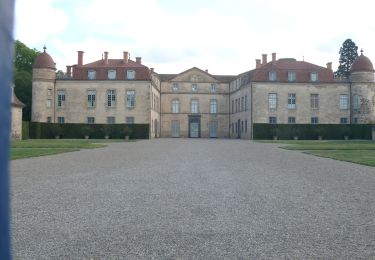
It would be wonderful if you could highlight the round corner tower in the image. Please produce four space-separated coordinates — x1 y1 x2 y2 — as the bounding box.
350 50 375 123
32 47 56 122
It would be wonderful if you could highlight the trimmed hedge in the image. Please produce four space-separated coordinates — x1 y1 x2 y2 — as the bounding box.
22 121 29 140
28 122 149 139
253 124 372 140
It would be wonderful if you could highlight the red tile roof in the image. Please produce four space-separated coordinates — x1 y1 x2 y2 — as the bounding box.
252 59 334 83
351 53 374 72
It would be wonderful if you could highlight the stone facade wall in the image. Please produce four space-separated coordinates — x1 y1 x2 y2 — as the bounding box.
252 82 351 124
11 106 23 140
351 82 375 123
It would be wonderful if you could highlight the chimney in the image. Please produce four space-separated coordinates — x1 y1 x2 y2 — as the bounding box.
262 54 267 65
66 66 72 78
104 51 108 64
150 68 154 73
326 62 332 70
78 51 84 66
123 51 129 63
272 52 276 62
256 59 261 68
136 57 142 64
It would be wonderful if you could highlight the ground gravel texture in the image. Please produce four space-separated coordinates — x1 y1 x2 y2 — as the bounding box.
11 139 375 259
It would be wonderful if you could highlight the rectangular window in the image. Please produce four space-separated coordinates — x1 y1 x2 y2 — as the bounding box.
340 117 348 124
191 99 199 113
57 117 65 123
310 94 319 109
269 71 277 81
107 90 116 107
268 93 277 109
241 97 244 111
87 90 96 107
288 93 296 109
47 89 52 96
288 71 296 82
47 99 52 108
288 117 296 124
353 94 360 110
353 118 358 124
172 83 179 92
232 100 234 113
210 99 217 114
107 116 115 124
231 123 234 134
108 69 116 80
126 90 136 108
191 83 198 92
172 100 180 113
47 117 52 123
235 99 238 113
241 121 244 133
245 95 248 110
211 83 216 93
339 94 348 110
269 117 277 124
245 120 247 133
127 70 135 79
310 72 318 82
126 117 134 124
87 117 95 124
57 90 65 107
88 70 96 80
311 117 319 124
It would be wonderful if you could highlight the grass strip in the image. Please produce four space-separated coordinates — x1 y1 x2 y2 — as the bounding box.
303 150 375 167
11 148 79 160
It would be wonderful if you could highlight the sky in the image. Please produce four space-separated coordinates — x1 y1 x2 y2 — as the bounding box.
14 0 375 75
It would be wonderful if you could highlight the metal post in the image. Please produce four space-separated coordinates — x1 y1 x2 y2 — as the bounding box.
0 0 15 259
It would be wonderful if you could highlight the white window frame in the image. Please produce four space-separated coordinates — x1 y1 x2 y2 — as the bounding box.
310 72 318 82
126 90 136 108
269 71 277 81
210 83 216 93
268 93 277 110
88 70 96 80
210 99 217 114
191 83 198 92
172 99 180 113
108 69 116 80
353 94 360 110
57 90 65 107
288 93 296 109
127 70 135 80
47 99 52 108
339 94 348 110
288 71 296 82
107 89 116 107
310 94 319 109
87 90 96 108
47 89 52 96
191 99 199 113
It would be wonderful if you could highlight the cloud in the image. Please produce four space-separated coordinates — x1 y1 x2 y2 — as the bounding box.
15 0 68 45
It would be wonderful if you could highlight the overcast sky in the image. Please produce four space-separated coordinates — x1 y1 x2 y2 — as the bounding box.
15 0 375 75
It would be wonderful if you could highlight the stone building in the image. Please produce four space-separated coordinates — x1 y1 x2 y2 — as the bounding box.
32 48 375 139
11 85 25 140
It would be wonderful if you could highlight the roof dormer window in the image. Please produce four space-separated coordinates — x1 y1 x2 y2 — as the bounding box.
288 71 296 82
127 70 135 80
88 70 96 80
268 71 277 81
310 72 318 82
108 69 116 80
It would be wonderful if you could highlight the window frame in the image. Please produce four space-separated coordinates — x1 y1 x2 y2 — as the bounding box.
339 94 348 110
126 90 136 108
311 117 319 124
106 89 116 107
127 70 135 80
171 99 180 113
268 70 277 81
191 99 199 113
288 71 296 82
287 93 296 109
88 70 96 80
87 117 95 124
191 83 198 92
87 89 96 108
310 93 319 109
106 116 116 124
269 116 277 124
288 117 296 124
172 83 179 92
310 72 318 82
107 69 116 80
57 90 65 108
57 117 65 123
210 99 217 114
126 117 135 124
268 93 277 110
210 83 216 93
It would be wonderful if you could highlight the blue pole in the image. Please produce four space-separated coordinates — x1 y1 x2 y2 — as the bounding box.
0 0 15 259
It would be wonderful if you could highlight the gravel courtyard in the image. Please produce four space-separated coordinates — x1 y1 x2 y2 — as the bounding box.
11 139 375 259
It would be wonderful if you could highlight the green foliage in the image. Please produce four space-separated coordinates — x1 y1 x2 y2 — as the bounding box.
22 121 29 140
28 123 149 139
14 40 40 121
253 124 372 140
334 39 358 78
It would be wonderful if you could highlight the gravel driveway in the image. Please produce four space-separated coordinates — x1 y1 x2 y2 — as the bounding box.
11 139 375 259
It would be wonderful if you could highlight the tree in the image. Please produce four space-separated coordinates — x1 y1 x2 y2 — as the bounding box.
334 39 358 78
13 40 40 121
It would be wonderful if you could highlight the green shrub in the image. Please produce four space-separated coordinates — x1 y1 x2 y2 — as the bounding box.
28 123 149 139
22 121 29 139
253 124 372 140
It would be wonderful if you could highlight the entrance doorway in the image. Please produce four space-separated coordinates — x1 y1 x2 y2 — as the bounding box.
209 121 217 138
189 116 201 138
171 120 180 137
